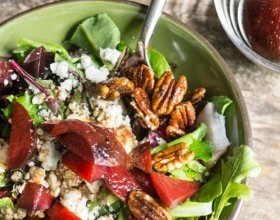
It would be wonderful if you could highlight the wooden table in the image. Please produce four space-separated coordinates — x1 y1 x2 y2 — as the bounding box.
1 0 279 219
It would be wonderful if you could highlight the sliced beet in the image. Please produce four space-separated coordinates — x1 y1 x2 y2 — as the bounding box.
130 143 152 173
62 151 106 182
45 120 129 166
23 47 54 79
47 201 80 220
8 101 36 170
18 182 53 212
104 166 154 201
0 60 14 95
151 173 200 208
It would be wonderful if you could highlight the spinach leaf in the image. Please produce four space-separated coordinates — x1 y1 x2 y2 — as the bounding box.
212 96 233 115
152 123 207 155
189 140 214 161
169 200 212 218
148 49 171 78
170 161 208 182
210 145 261 220
69 13 120 59
2 93 44 125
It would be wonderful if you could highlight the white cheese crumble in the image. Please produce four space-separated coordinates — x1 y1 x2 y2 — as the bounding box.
67 102 91 122
85 66 109 83
196 102 231 167
60 79 74 92
11 171 23 182
3 79 9 86
32 93 46 105
81 54 93 69
50 61 69 79
29 166 48 187
56 87 69 101
61 189 89 220
0 139 8 172
100 48 121 65
10 73 17 80
38 141 61 171
91 97 130 128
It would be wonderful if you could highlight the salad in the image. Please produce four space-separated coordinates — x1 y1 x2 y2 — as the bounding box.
0 13 261 220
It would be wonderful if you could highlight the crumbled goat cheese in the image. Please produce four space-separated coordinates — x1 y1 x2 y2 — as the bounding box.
32 93 46 105
38 141 61 171
29 166 48 187
91 97 130 128
86 181 102 194
11 171 23 182
0 139 8 165
28 85 40 94
100 48 121 65
61 189 89 220
85 65 109 83
10 73 17 80
81 54 93 69
60 79 74 92
3 79 9 86
196 102 231 167
47 171 61 197
56 87 69 101
50 61 69 79
67 102 91 122
96 214 114 220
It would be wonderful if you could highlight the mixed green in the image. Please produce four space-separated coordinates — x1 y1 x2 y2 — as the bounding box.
0 13 260 220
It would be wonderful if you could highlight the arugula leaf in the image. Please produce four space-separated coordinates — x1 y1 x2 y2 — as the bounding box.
0 198 14 209
152 123 207 155
148 49 171 77
210 145 261 220
16 38 71 61
192 174 222 203
69 13 120 59
212 96 233 115
171 161 208 182
2 93 44 125
169 200 212 218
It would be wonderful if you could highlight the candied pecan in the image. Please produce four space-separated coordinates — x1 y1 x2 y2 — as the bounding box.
91 77 134 101
125 64 155 94
152 72 187 115
131 88 159 131
128 191 171 220
166 101 196 139
152 143 194 173
189 87 206 104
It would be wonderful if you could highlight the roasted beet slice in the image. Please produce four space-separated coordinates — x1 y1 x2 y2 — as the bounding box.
18 182 53 212
23 47 54 79
45 120 129 166
151 173 200 208
0 60 14 95
104 166 154 201
8 102 36 170
62 151 106 182
130 143 152 173
47 201 80 220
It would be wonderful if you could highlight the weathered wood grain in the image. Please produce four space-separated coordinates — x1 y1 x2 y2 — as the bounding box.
0 0 279 219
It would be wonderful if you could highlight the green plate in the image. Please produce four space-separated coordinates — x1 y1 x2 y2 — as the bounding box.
0 1 251 219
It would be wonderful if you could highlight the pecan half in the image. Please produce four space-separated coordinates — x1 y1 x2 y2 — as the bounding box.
91 77 134 100
166 101 196 139
128 191 171 220
152 72 187 115
131 88 159 131
125 64 155 94
189 87 206 105
152 143 194 173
